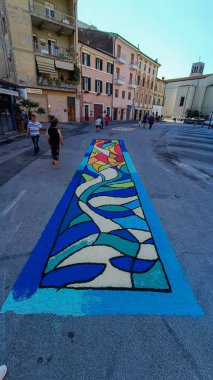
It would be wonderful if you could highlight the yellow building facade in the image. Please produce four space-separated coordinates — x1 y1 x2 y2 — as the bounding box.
0 0 80 122
152 78 166 118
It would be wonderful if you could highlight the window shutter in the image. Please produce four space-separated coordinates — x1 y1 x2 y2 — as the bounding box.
111 64 114 74
100 60 103 71
100 81 102 93
88 78 91 91
95 58 98 69
106 82 108 94
82 76 85 90
95 80 97 92
110 83 113 95
87 54 90 67
82 52 85 64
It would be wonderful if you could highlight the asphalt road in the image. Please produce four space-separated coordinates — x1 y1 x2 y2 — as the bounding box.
0 121 213 380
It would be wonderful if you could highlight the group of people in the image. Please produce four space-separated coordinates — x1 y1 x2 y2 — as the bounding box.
95 113 110 132
26 114 64 165
138 112 155 129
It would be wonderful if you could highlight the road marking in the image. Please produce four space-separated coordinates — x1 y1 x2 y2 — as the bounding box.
1 190 26 216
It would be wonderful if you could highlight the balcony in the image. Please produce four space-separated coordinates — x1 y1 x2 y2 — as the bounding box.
116 54 127 64
128 82 137 89
30 0 76 35
129 61 139 70
37 76 77 91
113 75 125 85
34 41 76 62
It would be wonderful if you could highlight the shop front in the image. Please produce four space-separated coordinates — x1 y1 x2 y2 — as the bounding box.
0 81 18 134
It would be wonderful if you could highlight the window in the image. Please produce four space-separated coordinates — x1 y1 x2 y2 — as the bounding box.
131 53 134 64
45 1 55 18
137 76 140 85
145 94 147 103
153 97 155 105
157 98 160 105
82 76 91 91
153 69 155 75
116 67 120 78
107 62 113 74
151 81 153 90
96 57 103 71
149 96 152 104
33 34 38 50
106 82 113 95
48 39 57 56
129 73 133 83
144 64 146 71
115 89 119 98
149 67 151 73
147 79 150 88
122 91 125 99
2 17 7 35
95 80 102 93
139 61 142 69
117 44 121 57
82 52 90 67
106 106 111 116
128 92 131 100
142 77 145 87
180 97 185 106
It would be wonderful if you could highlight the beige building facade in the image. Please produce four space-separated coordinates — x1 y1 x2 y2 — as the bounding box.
152 78 166 118
79 42 113 122
0 0 80 122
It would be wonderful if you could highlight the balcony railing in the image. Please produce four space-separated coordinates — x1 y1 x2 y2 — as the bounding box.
113 75 125 85
37 76 77 90
116 54 126 64
128 82 137 89
129 61 139 70
30 0 76 29
34 42 76 61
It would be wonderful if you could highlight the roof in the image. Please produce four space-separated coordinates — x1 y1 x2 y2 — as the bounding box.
165 74 213 83
78 22 160 66
78 40 115 59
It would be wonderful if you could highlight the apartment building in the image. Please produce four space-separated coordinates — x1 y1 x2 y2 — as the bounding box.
79 42 113 122
78 28 160 121
0 0 79 122
152 78 166 118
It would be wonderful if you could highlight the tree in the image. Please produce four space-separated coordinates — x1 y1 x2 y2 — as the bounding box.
17 99 46 117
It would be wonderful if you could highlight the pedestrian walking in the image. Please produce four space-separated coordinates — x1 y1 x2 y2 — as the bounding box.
95 116 102 132
46 118 64 165
99 113 104 129
149 114 155 129
0 365 7 380
104 114 110 127
142 113 148 129
26 114 42 154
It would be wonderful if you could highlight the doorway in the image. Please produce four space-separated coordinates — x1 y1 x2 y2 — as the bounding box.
67 97 75 122
94 104 103 120
84 105 89 121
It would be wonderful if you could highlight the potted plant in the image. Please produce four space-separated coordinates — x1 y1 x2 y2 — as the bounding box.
55 79 61 87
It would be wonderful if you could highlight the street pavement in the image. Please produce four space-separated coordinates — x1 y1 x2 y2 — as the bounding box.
0 121 213 379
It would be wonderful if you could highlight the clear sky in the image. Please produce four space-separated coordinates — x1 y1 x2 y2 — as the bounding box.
78 0 213 79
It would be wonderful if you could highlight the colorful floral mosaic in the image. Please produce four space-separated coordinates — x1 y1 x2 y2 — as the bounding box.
1 139 203 316
40 139 170 291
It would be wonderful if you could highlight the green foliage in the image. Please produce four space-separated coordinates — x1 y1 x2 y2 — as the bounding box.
70 64 80 84
17 99 46 117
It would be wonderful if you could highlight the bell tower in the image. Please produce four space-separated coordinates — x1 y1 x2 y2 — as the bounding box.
190 62 205 76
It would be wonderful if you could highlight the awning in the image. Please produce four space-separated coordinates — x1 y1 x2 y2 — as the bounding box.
0 88 19 96
135 107 143 110
36 56 56 74
55 60 74 71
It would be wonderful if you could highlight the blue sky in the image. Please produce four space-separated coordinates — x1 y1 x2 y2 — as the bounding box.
78 0 213 79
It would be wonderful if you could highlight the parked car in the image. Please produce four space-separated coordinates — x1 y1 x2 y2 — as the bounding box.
203 119 213 128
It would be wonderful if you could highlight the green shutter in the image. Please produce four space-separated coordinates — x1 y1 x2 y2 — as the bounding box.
88 78 91 91
100 81 102 93
95 80 97 92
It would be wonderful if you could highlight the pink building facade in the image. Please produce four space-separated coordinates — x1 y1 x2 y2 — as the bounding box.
79 43 113 122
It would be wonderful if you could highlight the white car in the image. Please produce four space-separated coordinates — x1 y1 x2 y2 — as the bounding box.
203 119 213 127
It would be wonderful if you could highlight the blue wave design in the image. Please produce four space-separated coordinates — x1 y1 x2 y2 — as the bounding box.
110 257 156 273
41 263 106 287
51 221 100 257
